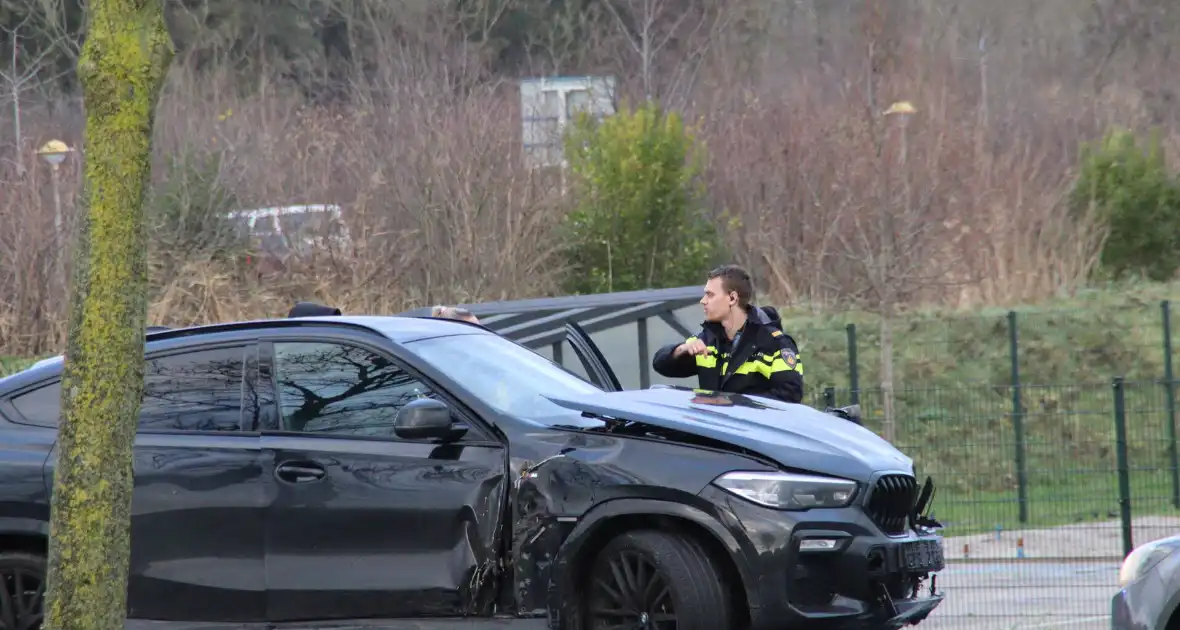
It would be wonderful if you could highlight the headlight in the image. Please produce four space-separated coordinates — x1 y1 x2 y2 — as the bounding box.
713 471 858 510
1119 537 1180 587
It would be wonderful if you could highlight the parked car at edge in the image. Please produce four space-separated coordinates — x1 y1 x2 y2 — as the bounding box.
0 309 946 630
1113 534 1180 629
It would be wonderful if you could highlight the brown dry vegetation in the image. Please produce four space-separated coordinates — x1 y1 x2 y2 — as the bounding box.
1 0 1176 358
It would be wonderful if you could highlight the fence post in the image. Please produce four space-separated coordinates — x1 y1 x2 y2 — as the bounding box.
1007 311 1029 524
846 324 860 405
637 317 650 389
1114 376 1134 557
824 386 836 409
1163 300 1179 508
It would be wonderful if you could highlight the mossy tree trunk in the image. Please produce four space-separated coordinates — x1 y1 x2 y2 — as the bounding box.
42 1 174 630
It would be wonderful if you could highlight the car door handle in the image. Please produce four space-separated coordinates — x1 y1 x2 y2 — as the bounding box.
275 462 326 483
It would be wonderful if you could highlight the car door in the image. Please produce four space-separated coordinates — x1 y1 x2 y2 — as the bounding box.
257 334 508 622
40 341 268 622
564 321 623 392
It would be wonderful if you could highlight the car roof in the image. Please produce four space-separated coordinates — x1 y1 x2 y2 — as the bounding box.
286 314 493 343
139 314 492 345
0 313 494 392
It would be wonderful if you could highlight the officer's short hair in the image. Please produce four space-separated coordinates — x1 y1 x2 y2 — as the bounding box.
707 264 755 307
431 305 478 323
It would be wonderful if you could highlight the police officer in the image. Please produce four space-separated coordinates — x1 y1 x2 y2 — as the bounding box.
652 265 804 404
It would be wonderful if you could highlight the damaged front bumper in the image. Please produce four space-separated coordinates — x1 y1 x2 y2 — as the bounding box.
698 485 947 630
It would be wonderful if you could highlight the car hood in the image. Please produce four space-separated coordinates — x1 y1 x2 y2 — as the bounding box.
545 387 913 482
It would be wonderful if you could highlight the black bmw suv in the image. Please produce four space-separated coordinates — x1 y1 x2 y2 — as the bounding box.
0 310 945 630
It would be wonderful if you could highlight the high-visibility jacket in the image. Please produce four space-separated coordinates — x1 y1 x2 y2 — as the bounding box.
652 305 804 404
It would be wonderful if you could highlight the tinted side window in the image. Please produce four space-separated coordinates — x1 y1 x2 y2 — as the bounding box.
5 346 247 431
10 383 62 427
272 341 438 438
139 346 247 432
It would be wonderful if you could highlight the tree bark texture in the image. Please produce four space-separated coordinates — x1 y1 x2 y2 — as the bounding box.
42 1 174 629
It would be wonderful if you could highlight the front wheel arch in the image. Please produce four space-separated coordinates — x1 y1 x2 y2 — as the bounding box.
546 499 757 630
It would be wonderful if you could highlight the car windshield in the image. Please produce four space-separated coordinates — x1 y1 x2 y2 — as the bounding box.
406 333 607 428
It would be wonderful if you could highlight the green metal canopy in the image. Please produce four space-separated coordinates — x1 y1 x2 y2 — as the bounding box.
399 286 701 349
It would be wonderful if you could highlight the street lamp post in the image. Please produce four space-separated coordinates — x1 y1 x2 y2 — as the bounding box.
876 101 917 444
36 139 75 296
36 140 73 234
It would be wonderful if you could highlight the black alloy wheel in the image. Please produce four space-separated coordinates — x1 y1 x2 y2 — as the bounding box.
582 530 733 630
0 553 45 630
586 547 676 629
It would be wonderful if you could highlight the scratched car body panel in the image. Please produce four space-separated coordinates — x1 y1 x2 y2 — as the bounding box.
0 311 947 630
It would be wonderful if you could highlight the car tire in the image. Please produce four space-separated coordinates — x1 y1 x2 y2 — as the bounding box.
580 529 733 630
0 551 46 630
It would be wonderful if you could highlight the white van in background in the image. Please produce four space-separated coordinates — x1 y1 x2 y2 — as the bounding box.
222 204 351 260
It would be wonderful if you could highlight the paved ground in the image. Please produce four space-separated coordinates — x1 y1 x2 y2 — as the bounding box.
911 515 1179 629
911 514 1180 628
941 514 1180 561
919 560 1115 629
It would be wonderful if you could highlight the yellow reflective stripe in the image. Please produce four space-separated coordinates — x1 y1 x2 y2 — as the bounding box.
685 334 721 369
684 336 722 367
732 361 761 376
733 352 804 377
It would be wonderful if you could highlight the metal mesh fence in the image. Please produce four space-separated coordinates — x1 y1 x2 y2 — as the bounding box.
797 300 1179 628
804 378 1175 628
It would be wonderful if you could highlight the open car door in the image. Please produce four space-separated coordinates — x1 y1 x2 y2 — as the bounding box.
563 321 623 392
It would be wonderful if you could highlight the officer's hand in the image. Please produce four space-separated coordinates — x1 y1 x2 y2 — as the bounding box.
676 339 708 357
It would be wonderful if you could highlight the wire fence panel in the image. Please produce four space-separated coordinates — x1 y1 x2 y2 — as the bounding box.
810 378 1177 628
796 300 1180 628
811 375 1180 627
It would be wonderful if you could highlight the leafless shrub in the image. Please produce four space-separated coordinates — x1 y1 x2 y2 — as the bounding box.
693 4 1134 311
2 0 1176 358
2 32 569 353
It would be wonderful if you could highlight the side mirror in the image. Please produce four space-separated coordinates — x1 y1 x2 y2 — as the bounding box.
394 398 465 441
